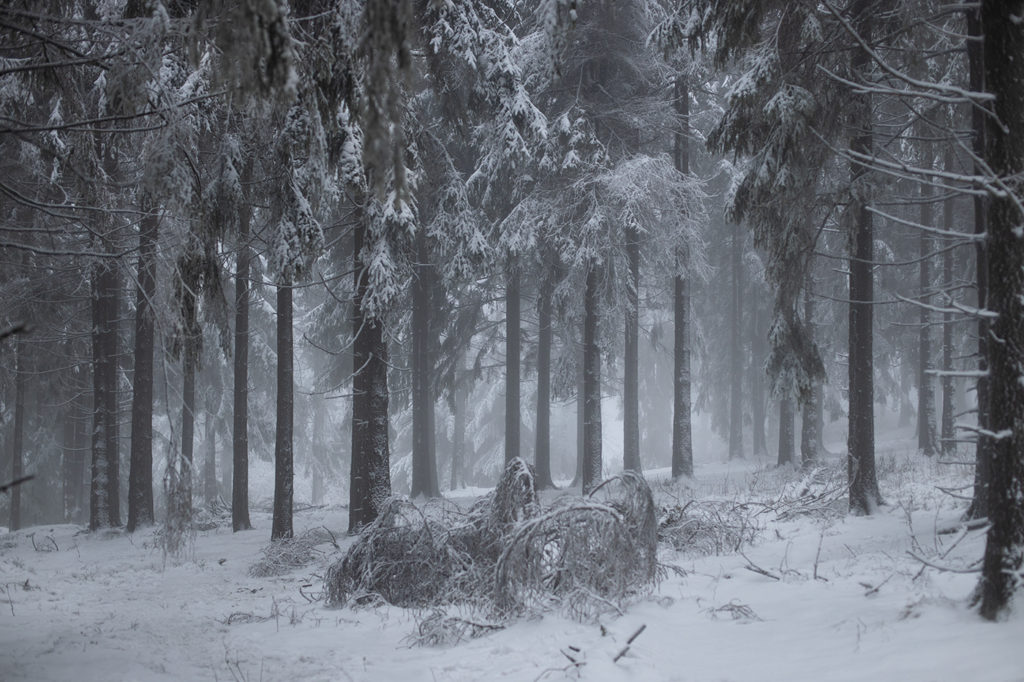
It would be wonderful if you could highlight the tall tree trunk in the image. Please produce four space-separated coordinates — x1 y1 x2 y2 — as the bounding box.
90 262 120 530
272 283 294 540
203 366 222 508
128 211 158 531
800 276 820 467
918 151 938 456
672 76 694 479
450 364 467 490
70 389 89 524
582 264 603 493
232 210 253 532
847 0 881 515
729 221 744 459
349 219 392 533
574 329 584 486
624 223 641 472
180 323 197 520
535 274 555 488
411 228 439 497
750 301 768 459
777 398 795 467
966 3 991 521
940 148 956 455
311 398 326 505
977 0 1024 620
10 337 26 531
505 260 521 464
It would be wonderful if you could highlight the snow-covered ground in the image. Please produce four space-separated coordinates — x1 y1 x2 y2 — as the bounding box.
2 428 1022 682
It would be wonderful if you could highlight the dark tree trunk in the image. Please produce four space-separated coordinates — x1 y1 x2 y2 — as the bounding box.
90 262 120 530
777 398 795 467
672 76 694 479
232 211 253 532
750 302 768 459
847 0 881 515
582 264 603 493
535 275 555 488
940 148 956 455
977 0 1024 621
574 330 584 486
311 399 326 505
918 156 938 456
349 219 392 533
128 211 158 531
68 390 88 524
411 228 439 497
272 283 294 540
624 223 641 472
800 277 819 467
966 4 991 521
505 261 521 464
729 221 744 460
10 337 26 531
450 367 467 490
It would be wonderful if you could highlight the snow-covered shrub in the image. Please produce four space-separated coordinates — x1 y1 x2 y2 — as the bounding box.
249 527 339 577
325 460 660 622
658 501 761 555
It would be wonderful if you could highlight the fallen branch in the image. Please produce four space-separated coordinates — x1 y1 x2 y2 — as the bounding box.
740 551 781 581
907 551 981 574
0 475 34 495
613 624 647 663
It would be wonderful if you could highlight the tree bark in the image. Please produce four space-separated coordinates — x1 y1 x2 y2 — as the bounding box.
847 0 881 515
349 219 392 533
966 3 991 521
272 283 294 540
90 262 120 530
128 210 158 531
624 222 641 472
940 147 956 455
411 228 439 497
729 221 744 460
204 365 222 508
232 208 253 532
800 277 819 467
505 260 521 464
918 150 938 456
750 302 768 459
535 274 555 488
672 76 694 479
10 337 26 531
181 319 197 520
977 0 1024 620
777 398 795 467
582 264 603 493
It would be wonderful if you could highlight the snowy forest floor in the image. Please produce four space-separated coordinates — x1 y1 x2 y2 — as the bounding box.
2 428 1023 681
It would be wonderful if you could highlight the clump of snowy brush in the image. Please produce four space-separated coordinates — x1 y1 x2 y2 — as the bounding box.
249 527 339 577
324 458 659 624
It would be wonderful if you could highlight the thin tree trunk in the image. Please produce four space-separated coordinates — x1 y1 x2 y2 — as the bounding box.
918 150 938 456
672 76 694 479
70 389 88 524
232 209 253 532
450 366 466 491
847 0 881 515
729 221 744 460
204 366 222 508
181 327 197 520
349 219 392 533
800 276 820 467
411 228 439 497
311 399 326 505
128 210 158 531
977 0 1024 620
505 260 521 464
940 148 956 455
624 223 641 472
10 337 26 531
272 283 294 540
777 398 795 467
535 274 555 488
574 329 584 486
966 3 991 521
582 264 603 494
